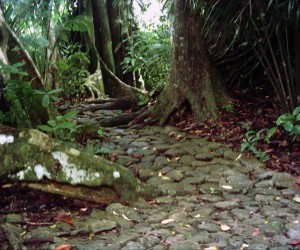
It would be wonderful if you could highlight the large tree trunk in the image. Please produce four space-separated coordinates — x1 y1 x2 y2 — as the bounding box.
91 0 116 96
134 0 227 125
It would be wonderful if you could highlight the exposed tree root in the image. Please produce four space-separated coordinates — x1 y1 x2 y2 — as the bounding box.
68 96 139 114
99 113 138 127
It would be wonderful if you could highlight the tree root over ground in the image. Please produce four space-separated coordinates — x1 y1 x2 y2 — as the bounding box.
0 128 157 204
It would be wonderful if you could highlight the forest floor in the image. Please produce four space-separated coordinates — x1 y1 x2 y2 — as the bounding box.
1 87 300 249
171 87 300 177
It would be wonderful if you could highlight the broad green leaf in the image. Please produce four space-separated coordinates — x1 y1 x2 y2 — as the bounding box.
42 95 50 107
48 89 63 95
276 114 294 125
292 125 300 135
38 125 54 132
34 90 47 95
47 119 57 127
51 96 61 102
56 60 69 70
35 36 49 47
62 110 79 120
296 114 300 121
56 122 75 129
292 107 300 116
56 115 63 121
283 121 293 132
265 127 277 142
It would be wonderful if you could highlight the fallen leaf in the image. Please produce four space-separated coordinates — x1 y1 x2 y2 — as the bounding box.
161 219 174 224
122 214 131 221
289 240 300 245
293 196 300 203
220 224 231 231
161 176 171 181
204 246 218 250
161 240 173 246
55 244 72 250
112 211 118 215
240 243 249 250
235 154 242 161
194 214 201 218
252 228 260 236
221 185 233 190
111 153 118 158
55 214 73 225
147 200 158 205
292 220 299 224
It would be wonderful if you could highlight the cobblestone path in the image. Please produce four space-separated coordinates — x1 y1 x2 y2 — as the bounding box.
2 125 300 250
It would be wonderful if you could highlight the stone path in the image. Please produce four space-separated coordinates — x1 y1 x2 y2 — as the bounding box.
2 123 300 249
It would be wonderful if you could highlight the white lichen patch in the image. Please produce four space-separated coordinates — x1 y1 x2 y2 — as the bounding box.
113 171 120 179
95 172 100 178
52 151 97 184
34 164 51 180
0 134 14 145
14 165 31 180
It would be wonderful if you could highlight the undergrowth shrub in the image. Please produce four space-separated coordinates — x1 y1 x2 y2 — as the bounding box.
0 62 33 126
56 43 90 97
122 21 171 93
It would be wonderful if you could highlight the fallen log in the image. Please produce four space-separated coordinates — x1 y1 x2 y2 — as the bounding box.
0 128 157 203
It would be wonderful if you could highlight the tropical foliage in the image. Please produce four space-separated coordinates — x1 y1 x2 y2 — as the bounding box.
122 20 171 92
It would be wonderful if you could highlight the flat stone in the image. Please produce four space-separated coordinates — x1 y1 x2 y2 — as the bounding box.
272 173 297 188
231 209 250 220
213 201 239 210
197 222 219 232
286 223 300 240
122 241 145 250
194 152 214 161
180 176 205 185
159 183 196 196
166 170 184 182
131 141 149 148
164 148 186 157
169 241 200 250
106 203 141 223
146 212 168 224
179 155 195 165
88 219 117 234
272 235 291 246
138 235 161 248
139 169 156 181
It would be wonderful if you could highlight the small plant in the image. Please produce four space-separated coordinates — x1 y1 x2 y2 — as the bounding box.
266 107 300 142
38 110 81 140
222 102 235 113
34 89 63 107
97 129 106 138
241 129 269 161
238 121 251 130
210 187 218 195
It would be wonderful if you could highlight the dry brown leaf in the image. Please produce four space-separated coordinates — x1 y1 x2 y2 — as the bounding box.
55 244 72 250
252 228 260 236
55 214 74 225
220 224 231 231
161 219 174 224
290 240 300 245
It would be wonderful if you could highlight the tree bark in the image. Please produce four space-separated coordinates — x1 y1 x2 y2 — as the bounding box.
133 0 228 125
